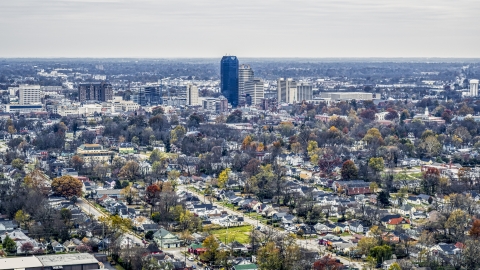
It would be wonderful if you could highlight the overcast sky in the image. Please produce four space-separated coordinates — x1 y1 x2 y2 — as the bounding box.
0 0 479 58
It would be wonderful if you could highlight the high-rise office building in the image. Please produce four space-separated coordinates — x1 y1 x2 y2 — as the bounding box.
19 84 41 105
471 79 479 97
78 82 113 102
186 84 199 106
277 78 297 103
244 78 264 106
238 64 254 106
220 56 239 107
277 79 313 103
297 83 313 101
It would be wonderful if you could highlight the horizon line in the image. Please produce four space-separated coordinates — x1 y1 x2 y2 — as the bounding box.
1 56 480 60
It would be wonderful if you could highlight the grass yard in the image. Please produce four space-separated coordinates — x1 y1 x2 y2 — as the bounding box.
210 225 252 244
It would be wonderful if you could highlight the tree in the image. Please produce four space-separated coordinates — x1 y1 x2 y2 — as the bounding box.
200 235 220 264
11 158 24 170
369 182 379 193
357 237 378 256
419 135 441 158
462 239 480 269
445 209 469 238
170 125 186 144
152 106 164 116
341 160 358 180
318 151 342 176
51 175 83 198
20 242 34 254
167 170 180 189
14 210 29 229
70 155 84 172
369 245 392 264
76 244 92 253
119 161 140 181
257 241 282 270
368 157 385 173
313 255 343 270
385 110 399 121
218 168 230 188
422 167 440 195
226 110 242 123
145 231 154 240
307 140 319 157
470 219 480 239
149 149 162 163
360 109 376 121
24 169 50 194
388 262 402 270
377 191 390 206
242 135 253 150
3 235 17 253
60 208 72 221
244 158 261 177
121 185 138 205
363 128 384 145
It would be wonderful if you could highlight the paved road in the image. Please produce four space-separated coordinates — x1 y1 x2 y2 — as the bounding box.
76 198 144 246
178 186 364 268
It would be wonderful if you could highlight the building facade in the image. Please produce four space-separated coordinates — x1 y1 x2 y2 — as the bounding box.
78 82 113 102
244 78 264 106
221 56 239 107
277 78 297 103
186 84 199 105
76 144 112 163
471 79 479 97
238 64 254 106
297 83 313 102
19 84 41 105
320 92 373 101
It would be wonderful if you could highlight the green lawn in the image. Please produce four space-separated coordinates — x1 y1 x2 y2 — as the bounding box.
210 225 252 244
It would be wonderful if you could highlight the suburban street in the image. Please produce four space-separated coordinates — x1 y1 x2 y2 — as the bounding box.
76 198 144 247
178 186 364 269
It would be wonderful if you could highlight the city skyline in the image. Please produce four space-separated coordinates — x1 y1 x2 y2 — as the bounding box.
0 0 479 58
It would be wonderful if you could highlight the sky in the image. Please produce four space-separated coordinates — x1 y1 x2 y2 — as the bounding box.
0 0 479 58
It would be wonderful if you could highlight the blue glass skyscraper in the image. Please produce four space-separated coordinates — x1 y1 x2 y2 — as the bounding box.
220 56 239 107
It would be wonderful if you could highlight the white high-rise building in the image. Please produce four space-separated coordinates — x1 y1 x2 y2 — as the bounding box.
244 78 264 106
19 84 41 105
277 78 297 103
186 84 199 105
297 83 313 101
471 79 479 97
238 64 254 105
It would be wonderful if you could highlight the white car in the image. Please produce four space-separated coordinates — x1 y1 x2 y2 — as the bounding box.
188 256 194 261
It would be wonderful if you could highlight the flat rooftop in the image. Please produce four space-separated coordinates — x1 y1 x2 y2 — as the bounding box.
36 253 99 266
0 257 43 269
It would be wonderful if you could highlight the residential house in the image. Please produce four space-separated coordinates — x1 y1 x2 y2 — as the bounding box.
382 259 398 269
153 228 183 248
333 180 371 195
314 223 332 234
63 239 79 252
412 211 428 220
349 221 368 234
397 205 416 217
430 243 462 255
407 196 422 205
51 241 66 253
188 243 206 256
384 217 411 230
